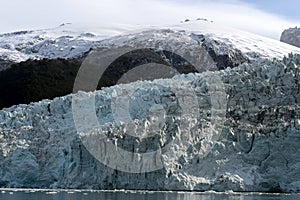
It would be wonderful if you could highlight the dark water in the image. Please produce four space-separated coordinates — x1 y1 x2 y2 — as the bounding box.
0 189 298 200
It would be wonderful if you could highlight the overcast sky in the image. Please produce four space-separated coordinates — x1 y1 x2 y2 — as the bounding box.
0 0 299 39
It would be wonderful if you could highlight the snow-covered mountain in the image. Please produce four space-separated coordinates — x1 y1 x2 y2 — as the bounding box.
0 20 300 192
1 20 300 109
0 20 299 63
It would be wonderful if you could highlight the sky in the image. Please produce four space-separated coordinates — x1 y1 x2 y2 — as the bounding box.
0 0 299 39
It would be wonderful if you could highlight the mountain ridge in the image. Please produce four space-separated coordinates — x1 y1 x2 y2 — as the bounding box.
0 20 299 64
0 21 300 192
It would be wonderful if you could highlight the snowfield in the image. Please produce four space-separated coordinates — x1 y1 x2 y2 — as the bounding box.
0 20 299 63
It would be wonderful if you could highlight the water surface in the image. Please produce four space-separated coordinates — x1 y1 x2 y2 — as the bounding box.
0 189 297 200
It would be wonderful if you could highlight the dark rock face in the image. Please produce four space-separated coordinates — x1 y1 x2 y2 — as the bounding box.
98 48 199 88
280 27 300 48
0 60 12 71
190 34 250 70
0 59 82 109
0 49 198 109
205 44 249 70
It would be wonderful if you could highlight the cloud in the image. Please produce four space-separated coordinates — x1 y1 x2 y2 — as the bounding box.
0 0 297 39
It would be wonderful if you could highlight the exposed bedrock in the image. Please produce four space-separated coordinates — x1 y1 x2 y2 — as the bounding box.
281 27 300 48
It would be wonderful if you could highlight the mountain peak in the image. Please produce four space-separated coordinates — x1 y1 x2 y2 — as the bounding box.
0 21 299 65
281 27 300 48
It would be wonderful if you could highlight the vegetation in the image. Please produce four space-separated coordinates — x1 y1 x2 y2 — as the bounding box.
0 49 198 109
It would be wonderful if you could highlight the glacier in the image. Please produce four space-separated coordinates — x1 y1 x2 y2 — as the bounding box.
0 54 299 192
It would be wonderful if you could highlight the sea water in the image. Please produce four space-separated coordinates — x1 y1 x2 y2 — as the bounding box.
0 189 298 200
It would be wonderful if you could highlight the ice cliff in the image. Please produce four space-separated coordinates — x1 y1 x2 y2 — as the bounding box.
0 54 299 192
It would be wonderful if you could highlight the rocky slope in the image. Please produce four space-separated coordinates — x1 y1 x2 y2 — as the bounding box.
1 21 300 109
0 27 249 109
0 25 249 109
281 27 300 48
0 54 299 192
